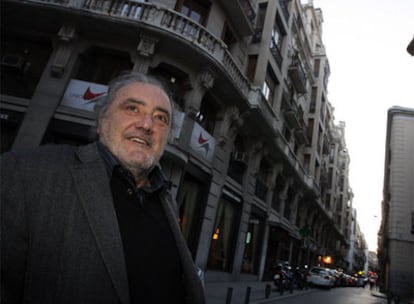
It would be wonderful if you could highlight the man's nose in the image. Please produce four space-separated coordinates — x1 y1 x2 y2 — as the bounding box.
137 113 153 130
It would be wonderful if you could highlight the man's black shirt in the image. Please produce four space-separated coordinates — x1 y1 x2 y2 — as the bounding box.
98 143 185 303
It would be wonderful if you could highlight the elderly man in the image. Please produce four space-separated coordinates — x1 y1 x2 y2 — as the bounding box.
1 72 205 304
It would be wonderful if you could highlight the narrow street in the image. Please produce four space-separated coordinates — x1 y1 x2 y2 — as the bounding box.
258 286 387 304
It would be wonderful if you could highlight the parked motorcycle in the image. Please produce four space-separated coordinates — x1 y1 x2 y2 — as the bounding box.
272 264 294 295
292 267 309 290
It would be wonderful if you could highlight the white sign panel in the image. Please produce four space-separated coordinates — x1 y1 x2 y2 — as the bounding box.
190 122 215 162
61 79 108 111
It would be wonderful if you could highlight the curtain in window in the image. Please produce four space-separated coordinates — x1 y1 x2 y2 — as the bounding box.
176 179 199 240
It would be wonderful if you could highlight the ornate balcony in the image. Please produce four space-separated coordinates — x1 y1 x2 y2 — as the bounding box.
288 55 307 94
294 127 309 145
220 0 255 36
9 0 251 100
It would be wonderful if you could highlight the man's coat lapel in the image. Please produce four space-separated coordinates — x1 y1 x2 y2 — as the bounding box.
71 143 130 304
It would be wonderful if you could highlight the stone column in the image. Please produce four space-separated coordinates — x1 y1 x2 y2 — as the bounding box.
133 34 158 73
183 68 215 118
12 25 78 149
289 190 302 224
216 105 245 147
278 177 293 218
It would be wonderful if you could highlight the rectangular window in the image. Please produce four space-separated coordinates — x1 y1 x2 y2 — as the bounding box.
314 59 320 77
310 87 317 113
175 0 210 25
307 118 314 143
207 197 240 272
174 167 208 258
271 15 285 48
242 213 265 275
246 55 257 82
262 81 270 101
263 68 278 105
176 176 204 256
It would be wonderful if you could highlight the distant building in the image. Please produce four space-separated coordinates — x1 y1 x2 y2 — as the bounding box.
367 251 379 273
378 106 414 302
347 208 367 274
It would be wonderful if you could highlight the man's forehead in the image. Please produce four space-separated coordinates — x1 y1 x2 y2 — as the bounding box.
116 82 169 101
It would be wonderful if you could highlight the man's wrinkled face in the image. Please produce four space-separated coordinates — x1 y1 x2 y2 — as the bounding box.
98 82 172 175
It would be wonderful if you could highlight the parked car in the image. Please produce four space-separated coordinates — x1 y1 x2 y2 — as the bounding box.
327 269 340 287
347 276 358 287
306 267 335 288
356 276 368 287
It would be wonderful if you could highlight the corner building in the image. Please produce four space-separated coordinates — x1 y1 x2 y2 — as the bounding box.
1 0 360 282
378 106 414 302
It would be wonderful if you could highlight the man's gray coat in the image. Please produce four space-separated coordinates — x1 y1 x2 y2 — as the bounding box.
0 143 205 304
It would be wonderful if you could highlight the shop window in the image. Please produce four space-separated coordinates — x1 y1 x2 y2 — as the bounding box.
242 212 265 274
207 197 240 272
176 172 207 258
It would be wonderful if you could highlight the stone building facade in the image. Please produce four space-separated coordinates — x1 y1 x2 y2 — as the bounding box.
378 106 414 302
1 0 364 282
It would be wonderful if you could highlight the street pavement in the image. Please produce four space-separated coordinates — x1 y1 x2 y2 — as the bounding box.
205 280 315 304
205 280 389 304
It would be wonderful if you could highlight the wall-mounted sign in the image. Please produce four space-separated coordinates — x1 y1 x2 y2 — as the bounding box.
190 122 215 162
61 79 108 112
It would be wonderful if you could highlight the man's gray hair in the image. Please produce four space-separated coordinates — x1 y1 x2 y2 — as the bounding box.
95 71 174 123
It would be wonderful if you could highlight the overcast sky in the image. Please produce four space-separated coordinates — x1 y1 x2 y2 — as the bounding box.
309 0 414 251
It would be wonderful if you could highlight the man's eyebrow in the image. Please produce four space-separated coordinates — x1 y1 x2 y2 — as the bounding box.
154 106 171 118
125 99 171 117
124 98 145 106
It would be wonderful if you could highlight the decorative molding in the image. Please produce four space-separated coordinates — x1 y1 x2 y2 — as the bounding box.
51 25 77 78
137 35 158 57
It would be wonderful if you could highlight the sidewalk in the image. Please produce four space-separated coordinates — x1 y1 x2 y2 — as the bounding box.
205 280 315 304
371 289 388 300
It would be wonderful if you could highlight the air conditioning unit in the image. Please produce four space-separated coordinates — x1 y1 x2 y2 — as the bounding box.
232 152 248 164
1 54 25 70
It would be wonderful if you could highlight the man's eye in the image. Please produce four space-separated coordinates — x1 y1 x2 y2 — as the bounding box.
155 114 169 124
126 105 138 113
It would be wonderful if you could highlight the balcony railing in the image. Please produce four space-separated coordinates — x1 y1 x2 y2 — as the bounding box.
284 109 300 129
20 0 251 101
288 55 307 94
294 127 309 145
